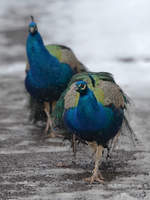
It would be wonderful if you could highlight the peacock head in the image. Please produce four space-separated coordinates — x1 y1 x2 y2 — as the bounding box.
75 81 88 95
28 16 38 35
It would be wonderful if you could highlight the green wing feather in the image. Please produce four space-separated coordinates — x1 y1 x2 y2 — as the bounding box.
46 44 62 61
46 44 86 72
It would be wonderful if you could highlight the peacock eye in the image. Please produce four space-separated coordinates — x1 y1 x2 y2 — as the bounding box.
80 83 86 90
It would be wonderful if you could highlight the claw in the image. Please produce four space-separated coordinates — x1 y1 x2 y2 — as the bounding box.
47 131 57 138
84 172 104 184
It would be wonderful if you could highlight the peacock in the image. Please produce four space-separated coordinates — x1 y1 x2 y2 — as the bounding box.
25 16 86 136
52 72 134 183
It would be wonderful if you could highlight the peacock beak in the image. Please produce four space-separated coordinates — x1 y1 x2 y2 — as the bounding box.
29 27 35 33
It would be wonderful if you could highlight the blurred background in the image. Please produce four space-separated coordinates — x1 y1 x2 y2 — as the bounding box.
0 0 150 199
1 0 150 96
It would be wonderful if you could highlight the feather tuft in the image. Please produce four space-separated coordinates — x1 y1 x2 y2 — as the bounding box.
31 16 34 22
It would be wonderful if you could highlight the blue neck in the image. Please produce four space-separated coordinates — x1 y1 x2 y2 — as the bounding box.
76 89 108 129
77 89 99 119
26 32 61 79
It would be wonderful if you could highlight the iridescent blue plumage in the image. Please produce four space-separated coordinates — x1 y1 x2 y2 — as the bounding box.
64 81 123 146
25 22 74 102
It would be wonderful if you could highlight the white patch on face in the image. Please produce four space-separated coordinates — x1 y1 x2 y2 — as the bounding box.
30 27 35 33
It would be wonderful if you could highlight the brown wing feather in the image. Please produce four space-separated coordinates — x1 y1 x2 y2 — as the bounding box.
60 48 86 72
64 83 79 109
98 80 125 108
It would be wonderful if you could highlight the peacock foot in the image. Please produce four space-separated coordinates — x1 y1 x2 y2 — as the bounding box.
45 131 57 138
84 171 104 184
46 131 63 138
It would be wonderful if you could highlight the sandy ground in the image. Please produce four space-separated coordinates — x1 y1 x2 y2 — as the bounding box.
0 1 150 199
0 74 150 200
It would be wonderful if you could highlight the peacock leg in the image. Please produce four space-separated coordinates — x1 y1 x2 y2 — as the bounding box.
72 134 76 159
49 100 61 138
84 145 104 184
44 101 61 138
44 102 51 133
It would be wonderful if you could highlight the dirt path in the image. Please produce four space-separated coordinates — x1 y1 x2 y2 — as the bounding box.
0 74 150 200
